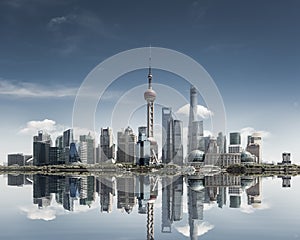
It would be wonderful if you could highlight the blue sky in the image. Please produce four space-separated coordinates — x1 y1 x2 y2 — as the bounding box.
0 0 299 163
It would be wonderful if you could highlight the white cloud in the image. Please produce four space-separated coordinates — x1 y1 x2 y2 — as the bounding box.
0 79 77 98
176 104 213 119
19 119 97 143
20 194 99 221
240 202 271 214
240 127 270 149
176 221 214 237
48 16 68 27
19 119 58 135
240 127 270 139
20 206 61 221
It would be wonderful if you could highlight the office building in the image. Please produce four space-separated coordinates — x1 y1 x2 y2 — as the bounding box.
117 127 137 164
188 86 198 153
69 143 80 163
173 120 183 166
63 129 73 148
229 132 242 153
100 127 115 162
79 133 95 164
282 152 291 164
162 107 172 163
218 153 241 167
161 107 183 165
55 135 65 164
204 138 220 165
7 153 25 166
246 133 262 163
33 130 52 166
136 126 151 166
217 132 226 154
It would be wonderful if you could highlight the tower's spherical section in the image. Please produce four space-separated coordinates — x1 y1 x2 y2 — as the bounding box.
147 137 157 145
144 89 156 102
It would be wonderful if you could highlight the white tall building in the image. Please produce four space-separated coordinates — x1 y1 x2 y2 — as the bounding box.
79 133 95 164
173 120 183 166
188 86 200 153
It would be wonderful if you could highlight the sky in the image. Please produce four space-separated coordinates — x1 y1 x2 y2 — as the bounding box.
0 0 299 163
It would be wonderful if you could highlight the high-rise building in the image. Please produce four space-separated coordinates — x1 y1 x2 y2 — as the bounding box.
69 142 80 163
117 127 137 164
144 63 158 164
62 129 76 164
7 153 25 166
55 136 64 164
63 129 73 148
246 133 262 163
204 138 220 165
217 132 226 154
100 127 115 162
229 132 242 153
79 133 95 164
173 120 183 166
162 107 172 162
136 126 151 166
161 107 183 165
188 86 199 153
33 130 52 166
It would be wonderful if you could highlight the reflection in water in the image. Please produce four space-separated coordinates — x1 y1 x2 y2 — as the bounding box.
6 173 290 239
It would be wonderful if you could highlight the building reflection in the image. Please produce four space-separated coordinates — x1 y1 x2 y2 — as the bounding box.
6 173 271 239
161 176 184 233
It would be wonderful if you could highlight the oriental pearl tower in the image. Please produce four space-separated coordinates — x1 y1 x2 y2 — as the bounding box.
144 58 158 164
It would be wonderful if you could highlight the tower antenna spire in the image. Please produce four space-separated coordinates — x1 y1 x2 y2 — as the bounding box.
148 45 152 89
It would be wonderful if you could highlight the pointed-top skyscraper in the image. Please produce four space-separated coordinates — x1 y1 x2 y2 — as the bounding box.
144 57 158 164
188 86 197 154
188 86 203 154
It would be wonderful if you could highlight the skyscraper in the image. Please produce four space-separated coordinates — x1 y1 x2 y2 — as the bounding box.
33 130 52 166
162 107 172 162
62 129 75 164
136 126 151 166
188 86 198 153
173 120 183 166
191 120 203 151
63 129 73 148
144 62 158 164
229 132 242 153
100 127 115 162
79 133 95 164
217 132 227 154
117 126 137 164
246 133 262 163
161 107 183 165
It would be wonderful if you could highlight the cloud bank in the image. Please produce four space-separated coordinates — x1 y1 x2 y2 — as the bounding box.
176 221 214 237
0 79 77 98
176 104 213 119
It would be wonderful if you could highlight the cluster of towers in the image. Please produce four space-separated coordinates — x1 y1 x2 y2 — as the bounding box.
8 58 265 168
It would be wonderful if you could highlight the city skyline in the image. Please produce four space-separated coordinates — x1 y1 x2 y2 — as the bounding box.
0 0 299 164
5 81 269 167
